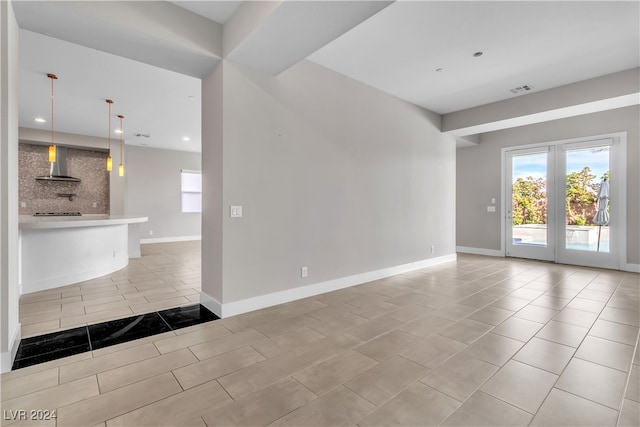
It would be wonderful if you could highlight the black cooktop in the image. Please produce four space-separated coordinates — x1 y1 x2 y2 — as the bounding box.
33 212 82 216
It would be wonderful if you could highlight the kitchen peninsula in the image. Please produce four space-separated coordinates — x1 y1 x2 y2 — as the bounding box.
19 215 148 294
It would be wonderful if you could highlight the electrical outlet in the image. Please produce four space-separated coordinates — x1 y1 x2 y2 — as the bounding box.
92 202 98 208
20 201 26 208
149 230 154 236
301 266 308 278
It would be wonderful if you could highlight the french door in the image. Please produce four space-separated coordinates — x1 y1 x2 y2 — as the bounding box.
505 137 622 270
506 147 555 261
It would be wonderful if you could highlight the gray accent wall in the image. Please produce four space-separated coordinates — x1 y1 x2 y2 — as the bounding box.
457 105 639 265
124 145 201 240
18 143 110 215
202 59 456 305
18 127 126 215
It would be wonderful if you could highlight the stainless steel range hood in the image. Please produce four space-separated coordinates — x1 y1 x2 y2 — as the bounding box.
36 146 81 182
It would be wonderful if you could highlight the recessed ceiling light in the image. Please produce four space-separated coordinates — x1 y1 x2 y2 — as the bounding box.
473 51 483 57
34 117 46 123
182 136 190 142
115 129 123 134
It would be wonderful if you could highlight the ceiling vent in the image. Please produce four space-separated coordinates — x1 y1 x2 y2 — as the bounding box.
133 133 150 138
510 85 534 94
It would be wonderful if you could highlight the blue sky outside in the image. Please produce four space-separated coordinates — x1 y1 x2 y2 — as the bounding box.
513 153 547 182
566 147 610 181
512 147 610 184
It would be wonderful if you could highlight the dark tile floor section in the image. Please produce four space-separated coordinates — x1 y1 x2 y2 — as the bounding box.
12 304 219 370
159 304 220 330
12 327 90 370
88 312 171 350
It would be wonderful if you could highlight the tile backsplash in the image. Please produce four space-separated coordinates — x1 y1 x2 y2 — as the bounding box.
19 143 110 215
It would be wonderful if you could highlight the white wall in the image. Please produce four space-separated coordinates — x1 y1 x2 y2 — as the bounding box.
125 145 201 241
201 61 224 303
0 0 21 372
202 59 456 312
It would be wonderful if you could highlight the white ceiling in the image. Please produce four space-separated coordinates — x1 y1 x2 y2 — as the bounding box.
167 1 241 24
13 1 640 153
19 30 202 153
309 1 640 114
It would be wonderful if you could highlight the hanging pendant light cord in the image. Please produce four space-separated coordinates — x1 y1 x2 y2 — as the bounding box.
106 99 114 171
108 102 111 152
50 76 54 146
48 74 56 146
118 114 124 176
47 73 58 163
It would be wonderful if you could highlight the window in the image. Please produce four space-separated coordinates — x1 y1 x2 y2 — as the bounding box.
181 170 202 213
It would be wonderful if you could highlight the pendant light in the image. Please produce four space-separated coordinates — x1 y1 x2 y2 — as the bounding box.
47 73 58 163
118 114 125 176
106 99 113 171
105 99 113 172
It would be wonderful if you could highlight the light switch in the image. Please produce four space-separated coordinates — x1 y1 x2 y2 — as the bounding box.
230 205 243 218
487 206 496 212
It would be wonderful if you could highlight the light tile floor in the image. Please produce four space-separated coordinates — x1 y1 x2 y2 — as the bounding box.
2 248 639 427
18 241 201 338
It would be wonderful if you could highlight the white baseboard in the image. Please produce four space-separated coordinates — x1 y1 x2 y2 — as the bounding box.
622 263 640 273
456 246 504 257
457 246 639 273
199 293 223 318
1 325 21 373
140 236 201 244
201 254 457 318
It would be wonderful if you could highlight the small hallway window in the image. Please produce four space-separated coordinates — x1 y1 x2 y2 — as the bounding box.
181 170 202 213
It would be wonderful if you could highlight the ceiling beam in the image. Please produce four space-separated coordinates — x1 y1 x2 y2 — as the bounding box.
12 0 223 78
448 94 639 139
224 0 394 76
443 68 640 138
223 1 284 58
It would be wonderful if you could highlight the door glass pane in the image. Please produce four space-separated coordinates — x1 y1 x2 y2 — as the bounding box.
512 153 548 247
565 146 610 252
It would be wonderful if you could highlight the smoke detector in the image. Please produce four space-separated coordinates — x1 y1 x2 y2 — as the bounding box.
510 85 534 94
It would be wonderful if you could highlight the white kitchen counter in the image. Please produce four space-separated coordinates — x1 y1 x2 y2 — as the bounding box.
19 214 148 229
19 215 148 294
